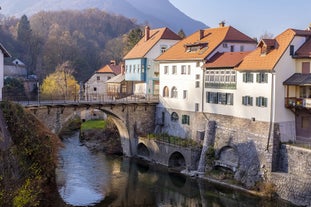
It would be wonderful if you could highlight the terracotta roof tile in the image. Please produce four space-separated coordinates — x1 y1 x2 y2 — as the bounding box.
124 27 181 59
204 52 251 68
236 29 298 71
96 64 122 75
156 26 256 61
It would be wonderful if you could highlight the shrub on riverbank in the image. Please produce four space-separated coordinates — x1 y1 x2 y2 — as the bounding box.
0 101 65 206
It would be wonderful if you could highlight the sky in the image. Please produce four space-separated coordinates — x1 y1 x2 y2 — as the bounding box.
169 0 311 39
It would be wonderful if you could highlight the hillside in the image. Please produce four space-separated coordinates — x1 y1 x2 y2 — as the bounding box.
1 0 207 35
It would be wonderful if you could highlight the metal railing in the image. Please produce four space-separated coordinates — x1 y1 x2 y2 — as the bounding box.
5 93 159 106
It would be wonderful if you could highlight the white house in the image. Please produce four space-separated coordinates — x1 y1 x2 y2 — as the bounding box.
155 23 257 138
0 43 11 101
123 26 181 96
84 60 122 101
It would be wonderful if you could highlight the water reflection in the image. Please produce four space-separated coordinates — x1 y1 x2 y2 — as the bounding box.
56 132 296 207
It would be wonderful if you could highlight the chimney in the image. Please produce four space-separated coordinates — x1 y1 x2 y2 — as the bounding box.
110 60 116 66
219 21 225 27
121 64 125 75
199 29 204 40
145 26 150 41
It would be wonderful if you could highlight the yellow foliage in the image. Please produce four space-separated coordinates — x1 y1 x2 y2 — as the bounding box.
40 71 80 100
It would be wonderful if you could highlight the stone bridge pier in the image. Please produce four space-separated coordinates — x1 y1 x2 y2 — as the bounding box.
26 103 157 157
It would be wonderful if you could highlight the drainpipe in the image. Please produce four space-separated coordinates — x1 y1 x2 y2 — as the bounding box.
266 71 275 151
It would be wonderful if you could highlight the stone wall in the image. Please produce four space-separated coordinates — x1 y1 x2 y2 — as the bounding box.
271 144 311 206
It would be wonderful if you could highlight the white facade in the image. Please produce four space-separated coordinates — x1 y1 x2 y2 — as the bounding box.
85 72 115 101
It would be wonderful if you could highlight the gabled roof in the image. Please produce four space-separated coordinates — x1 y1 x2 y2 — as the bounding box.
283 73 311 85
203 52 251 68
156 26 256 61
236 29 311 71
96 64 121 75
0 43 11 58
124 27 181 60
106 74 125 83
295 37 311 58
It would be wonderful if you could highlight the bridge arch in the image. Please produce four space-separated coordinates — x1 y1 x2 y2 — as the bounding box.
215 145 239 172
168 151 186 170
137 143 150 159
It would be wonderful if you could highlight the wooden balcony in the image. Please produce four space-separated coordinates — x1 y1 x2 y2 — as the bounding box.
285 97 311 114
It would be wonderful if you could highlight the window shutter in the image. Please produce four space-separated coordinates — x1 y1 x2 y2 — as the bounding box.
250 73 253 82
256 73 259 83
263 98 268 107
256 97 259 106
250 97 253 106
242 96 245 105
264 74 268 83
243 73 246 82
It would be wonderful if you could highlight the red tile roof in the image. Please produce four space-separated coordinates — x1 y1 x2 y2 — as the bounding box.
124 27 181 59
204 52 251 68
237 29 311 71
96 64 122 75
156 26 256 61
295 38 311 58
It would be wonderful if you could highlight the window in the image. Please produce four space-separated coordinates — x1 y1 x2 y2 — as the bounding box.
171 112 179 121
188 65 191 74
164 66 168 74
161 45 167 53
183 90 188 99
195 81 200 88
133 65 136 73
129 65 132 73
223 43 228 48
196 74 200 80
243 72 254 83
126 65 128 72
171 86 178 98
195 103 199 112
93 87 97 91
172 65 177 74
242 96 253 106
256 73 268 83
97 76 100 80
290 45 294 56
240 45 244 52
256 96 268 107
206 92 233 105
137 65 140 73
181 65 187 74
182 115 190 125
302 62 310 74
230 45 234 52
163 86 169 97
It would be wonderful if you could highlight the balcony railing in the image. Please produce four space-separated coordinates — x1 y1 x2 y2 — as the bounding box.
285 97 311 108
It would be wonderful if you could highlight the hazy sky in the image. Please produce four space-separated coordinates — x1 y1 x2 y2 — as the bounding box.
169 0 311 39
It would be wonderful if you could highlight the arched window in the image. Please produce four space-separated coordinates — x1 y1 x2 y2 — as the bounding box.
171 86 178 98
163 86 169 97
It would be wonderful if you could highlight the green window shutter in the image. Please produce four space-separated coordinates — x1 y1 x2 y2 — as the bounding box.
256 97 259 106
264 73 268 83
263 98 268 107
250 97 253 106
250 73 253 82
243 73 246 82
256 73 259 83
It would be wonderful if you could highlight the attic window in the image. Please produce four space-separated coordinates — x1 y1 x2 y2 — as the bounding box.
185 42 208 52
259 39 277 55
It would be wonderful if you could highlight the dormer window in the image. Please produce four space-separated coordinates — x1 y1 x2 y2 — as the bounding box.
185 42 208 52
161 45 167 53
259 39 277 55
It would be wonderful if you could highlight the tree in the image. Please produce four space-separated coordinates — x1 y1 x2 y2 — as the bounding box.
124 27 143 54
17 15 31 43
40 61 79 101
178 29 186 39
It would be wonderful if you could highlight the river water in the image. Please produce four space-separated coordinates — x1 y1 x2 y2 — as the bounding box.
56 132 296 207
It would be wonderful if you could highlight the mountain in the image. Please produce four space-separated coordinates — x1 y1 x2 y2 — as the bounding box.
0 0 207 35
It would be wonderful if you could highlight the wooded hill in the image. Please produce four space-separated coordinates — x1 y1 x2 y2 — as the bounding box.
0 9 139 81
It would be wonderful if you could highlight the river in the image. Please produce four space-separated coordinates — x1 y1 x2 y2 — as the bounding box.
55 132 296 207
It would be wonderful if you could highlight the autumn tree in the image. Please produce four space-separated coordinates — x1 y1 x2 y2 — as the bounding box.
40 61 79 101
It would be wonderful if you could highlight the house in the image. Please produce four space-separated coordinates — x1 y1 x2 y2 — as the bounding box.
0 43 11 101
123 26 181 97
4 58 27 78
106 70 132 99
155 23 257 139
84 60 122 101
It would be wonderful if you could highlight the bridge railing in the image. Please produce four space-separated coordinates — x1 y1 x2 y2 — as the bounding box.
5 93 159 106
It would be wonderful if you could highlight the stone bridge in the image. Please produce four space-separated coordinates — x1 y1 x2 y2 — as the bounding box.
24 101 157 157
136 137 201 171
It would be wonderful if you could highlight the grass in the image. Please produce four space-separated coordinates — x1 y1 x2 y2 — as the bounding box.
81 119 107 130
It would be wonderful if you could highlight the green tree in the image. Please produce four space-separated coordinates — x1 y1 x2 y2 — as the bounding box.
178 29 186 39
41 61 79 101
124 27 143 54
17 15 31 43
